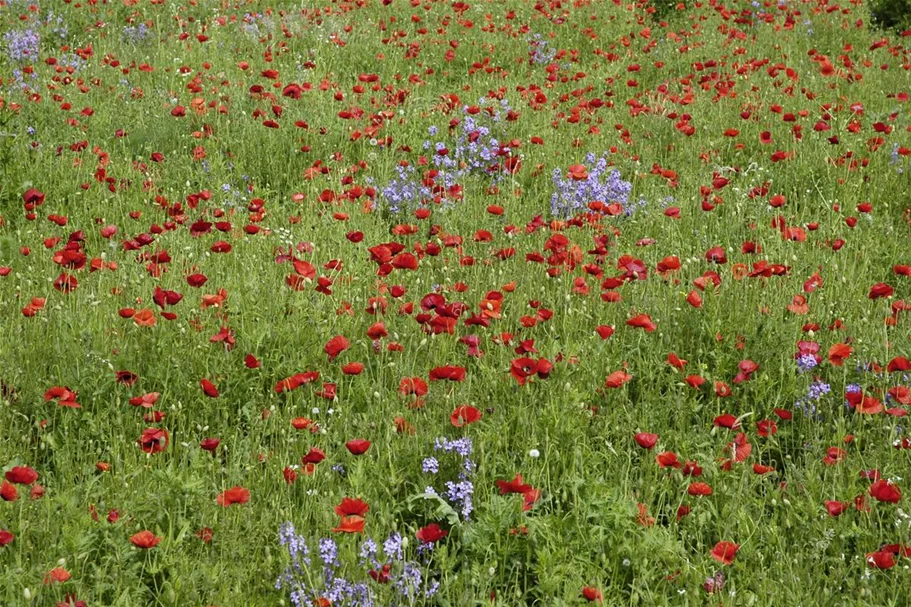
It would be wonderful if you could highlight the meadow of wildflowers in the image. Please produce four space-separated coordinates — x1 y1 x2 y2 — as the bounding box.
1 0 911 605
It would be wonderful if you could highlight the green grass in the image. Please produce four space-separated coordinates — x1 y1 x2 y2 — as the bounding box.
1 0 911 605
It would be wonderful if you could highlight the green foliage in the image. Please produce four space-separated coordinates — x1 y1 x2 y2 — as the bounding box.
869 0 911 32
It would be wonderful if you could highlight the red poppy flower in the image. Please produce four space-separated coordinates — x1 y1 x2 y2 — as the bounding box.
345 439 371 455
866 551 896 569
5 466 38 485
887 357 911 373
324 335 350 361
756 419 777 437
825 500 849 517
869 479 902 503
129 530 162 549
626 313 656 332
137 428 169 454
450 405 481 427
128 392 160 408
827 343 852 366
496 474 533 495
0 529 13 546
685 375 706 389
429 365 467 382
634 432 658 449
200 378 219 398
244 353 261 369
332 515 366 534
647 446 679 468
596 325 614 340
200 438 220 452
342 362 364 375
688 482 713 496
217 486 250 507
44 567 71 584
868 283 894 299
710 541 740 565
399 377 428 397
605 370 632 388
1 481 18 502
302 447 326 465
666 352 687 370
416 523 448 544
196 528 213 543
682 461 703 477
582 586 604 603
713 414 739 429
335 497 369 517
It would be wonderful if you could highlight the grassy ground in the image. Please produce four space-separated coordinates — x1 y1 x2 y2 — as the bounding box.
1 0 910 605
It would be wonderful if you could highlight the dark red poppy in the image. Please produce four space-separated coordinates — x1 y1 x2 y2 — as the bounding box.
416 523 448 544
825 500 849 517
0 529 13 546
137 428 169 454
5 466 38 485
200 378 219 398
302 447 326 465
869 479 902 503
866 551 896 569
324 335 350 361
633 432 658 449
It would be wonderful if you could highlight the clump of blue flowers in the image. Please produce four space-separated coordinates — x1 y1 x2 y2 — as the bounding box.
422 437 475 521
550 152 643 218
3 29 39 63
527 33 557 66
378 98 518 215
122 23 151 45
277 523 439 607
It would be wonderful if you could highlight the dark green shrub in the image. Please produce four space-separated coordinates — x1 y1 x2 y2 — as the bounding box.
869 0 911 32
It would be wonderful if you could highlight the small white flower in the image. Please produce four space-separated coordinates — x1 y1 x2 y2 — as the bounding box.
529 449 540 458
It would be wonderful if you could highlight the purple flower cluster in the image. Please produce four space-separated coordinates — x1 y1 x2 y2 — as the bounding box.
4 29 39 63
277 523 439 607
429 437 475 519
796 353 818 373
527 33 557 65
122 23 151 44
550 152 642 217
378 98 517 215
795 380 831 418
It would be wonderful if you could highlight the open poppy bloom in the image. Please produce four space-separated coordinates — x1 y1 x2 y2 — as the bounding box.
710 541 740 565
450 405 481 427
217 486 250 507
137 428 169 454
416 523 448 544
129 530 162 549
332 516 366 534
